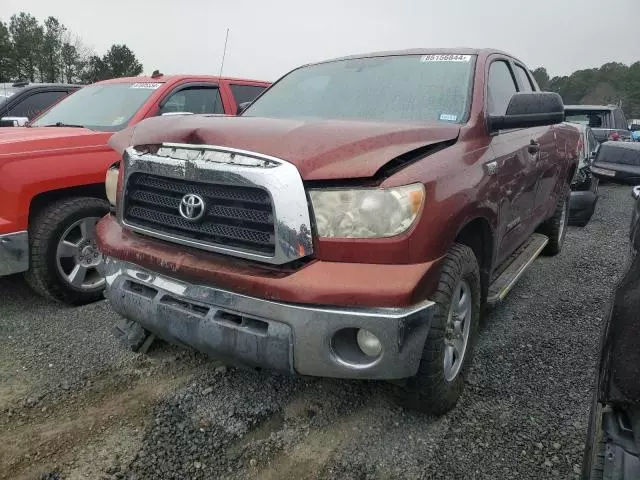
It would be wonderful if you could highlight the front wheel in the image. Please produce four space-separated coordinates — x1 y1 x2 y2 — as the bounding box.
394 243 481 415
24 197 109 305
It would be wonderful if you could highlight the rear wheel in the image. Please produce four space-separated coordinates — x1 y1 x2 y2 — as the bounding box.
24 197 109 305
394 243 480 415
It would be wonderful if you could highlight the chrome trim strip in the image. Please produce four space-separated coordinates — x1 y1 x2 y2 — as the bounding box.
487 234 548 304
118 143 313 265
0 231 29 276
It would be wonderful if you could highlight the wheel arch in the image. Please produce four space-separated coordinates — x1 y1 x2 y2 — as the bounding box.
29 183 107 222
454 217 494 302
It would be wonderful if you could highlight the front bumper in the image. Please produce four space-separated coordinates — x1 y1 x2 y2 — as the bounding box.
102 257 435 380
0 231 29 276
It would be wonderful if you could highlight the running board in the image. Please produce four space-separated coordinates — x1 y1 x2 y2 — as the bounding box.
487 233 548 306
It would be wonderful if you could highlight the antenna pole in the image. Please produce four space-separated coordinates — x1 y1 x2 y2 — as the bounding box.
218 28 229 78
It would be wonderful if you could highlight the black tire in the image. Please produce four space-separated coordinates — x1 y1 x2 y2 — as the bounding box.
394 243 481 415
539 188 570 256
582 393 605 479
24 197 109 305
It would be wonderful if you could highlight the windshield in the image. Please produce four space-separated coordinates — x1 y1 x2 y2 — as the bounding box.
31 82 161 131
244 54 476 124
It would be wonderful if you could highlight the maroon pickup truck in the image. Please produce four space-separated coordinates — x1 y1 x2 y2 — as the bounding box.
97 48 580 414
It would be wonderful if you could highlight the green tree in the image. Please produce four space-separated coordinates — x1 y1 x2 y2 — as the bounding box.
39 16 65 82
0 20 15 81
531 67 550 90
9 12 43 82
80 55 111 83
81 44 143 83
103 44 143 77
60 42 81 83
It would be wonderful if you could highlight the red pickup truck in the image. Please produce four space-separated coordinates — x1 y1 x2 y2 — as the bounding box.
98 49 580 414
0 74 270 304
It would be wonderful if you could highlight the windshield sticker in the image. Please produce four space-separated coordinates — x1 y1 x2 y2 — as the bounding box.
130 82 162 89
421 54 471 62
440 113 458 122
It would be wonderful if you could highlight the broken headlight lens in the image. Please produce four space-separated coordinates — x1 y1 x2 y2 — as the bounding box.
308 183 424 238
105 164 120 207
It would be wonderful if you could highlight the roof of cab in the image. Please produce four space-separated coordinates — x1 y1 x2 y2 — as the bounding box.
316 47 517 65
565 105 619 111
94 75 270 85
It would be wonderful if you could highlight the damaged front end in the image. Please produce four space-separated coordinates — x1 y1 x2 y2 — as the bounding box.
569 125 599 227
116 143 314 265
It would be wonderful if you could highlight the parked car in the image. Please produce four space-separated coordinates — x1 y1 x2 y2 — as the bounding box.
568 123 600 226
582 185 640 479
0 74 270 305
630 120 640 142
97 48 583 415
0 81 81 126
565 104 632 143
591 141 640 184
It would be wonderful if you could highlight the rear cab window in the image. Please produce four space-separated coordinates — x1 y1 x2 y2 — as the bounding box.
565 110 613 129
229 84 267 106
513 64 535 92
160 86 224 115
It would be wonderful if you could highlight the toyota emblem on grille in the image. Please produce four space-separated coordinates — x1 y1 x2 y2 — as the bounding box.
179 194 206 221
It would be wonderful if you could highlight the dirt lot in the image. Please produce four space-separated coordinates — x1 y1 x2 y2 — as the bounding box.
0 183 635 480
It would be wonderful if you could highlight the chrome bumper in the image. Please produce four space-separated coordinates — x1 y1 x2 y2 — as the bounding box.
0 231 29 276
102 257 435 379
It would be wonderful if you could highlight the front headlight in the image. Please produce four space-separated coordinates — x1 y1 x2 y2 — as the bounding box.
308 183 424 238
105 164 120 207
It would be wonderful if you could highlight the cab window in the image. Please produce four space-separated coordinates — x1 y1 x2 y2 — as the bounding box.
160 86 224 115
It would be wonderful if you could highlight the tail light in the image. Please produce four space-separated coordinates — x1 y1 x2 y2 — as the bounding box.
609 132 620 141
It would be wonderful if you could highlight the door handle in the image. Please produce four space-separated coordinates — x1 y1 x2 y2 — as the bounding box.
528 140 540 155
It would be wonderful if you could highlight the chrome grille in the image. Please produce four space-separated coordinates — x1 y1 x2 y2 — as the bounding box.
123 173 275 255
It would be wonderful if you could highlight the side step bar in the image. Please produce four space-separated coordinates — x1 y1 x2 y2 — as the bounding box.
487 233 548 306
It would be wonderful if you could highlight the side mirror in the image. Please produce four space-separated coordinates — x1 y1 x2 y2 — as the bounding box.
237 101 252 115
160 111 194 117
633 186 640 200
488 92 564 133
0 116 29 127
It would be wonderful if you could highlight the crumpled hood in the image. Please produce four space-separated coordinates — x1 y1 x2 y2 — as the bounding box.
0 126 111 158
109 115 460 179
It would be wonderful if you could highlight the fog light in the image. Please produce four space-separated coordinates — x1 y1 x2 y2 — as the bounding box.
356 329 382 357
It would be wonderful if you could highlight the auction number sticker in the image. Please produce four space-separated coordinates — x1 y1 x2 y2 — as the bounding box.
420 54 471 62
130 82 162 89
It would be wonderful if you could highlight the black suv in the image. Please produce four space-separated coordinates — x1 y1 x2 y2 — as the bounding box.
0 81 81 126
582 184 640 479
565 104 632 143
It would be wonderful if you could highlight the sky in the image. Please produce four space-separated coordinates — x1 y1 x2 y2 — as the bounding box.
3 0 639 82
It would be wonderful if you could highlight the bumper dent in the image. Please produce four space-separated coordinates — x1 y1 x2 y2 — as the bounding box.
102 257 435 379
0 231 29 276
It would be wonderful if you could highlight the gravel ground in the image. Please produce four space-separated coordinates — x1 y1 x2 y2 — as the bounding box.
0 183 635 480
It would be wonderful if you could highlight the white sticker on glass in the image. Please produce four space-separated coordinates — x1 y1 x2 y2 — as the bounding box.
130 83 162 89
439 113 458 122
420 54 471 62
